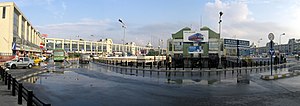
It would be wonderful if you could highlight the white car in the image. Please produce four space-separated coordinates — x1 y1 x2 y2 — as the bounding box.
5 57 34 69
92 55 99 60
39 56 47 61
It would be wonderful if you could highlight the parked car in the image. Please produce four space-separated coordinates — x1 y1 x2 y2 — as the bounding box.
79 54 90 64
92 55 99 60
39 55 47 61
5 57 34 69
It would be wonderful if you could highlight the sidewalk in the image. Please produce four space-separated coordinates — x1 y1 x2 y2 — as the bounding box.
0 66 48 106
0 78 26 106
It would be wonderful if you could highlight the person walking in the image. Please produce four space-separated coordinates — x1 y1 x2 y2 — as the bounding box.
168 54 172 70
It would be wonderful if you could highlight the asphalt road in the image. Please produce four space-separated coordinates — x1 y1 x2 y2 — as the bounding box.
21 61 300 106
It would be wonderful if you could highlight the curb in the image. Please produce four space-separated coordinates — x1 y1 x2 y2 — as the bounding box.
261 71 300 80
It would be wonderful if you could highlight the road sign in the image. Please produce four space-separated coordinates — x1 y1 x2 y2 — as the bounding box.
269 49 275 55
268 33 274 41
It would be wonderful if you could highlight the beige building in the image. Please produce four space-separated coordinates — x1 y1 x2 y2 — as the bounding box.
44 38 151 56
0 2 43 55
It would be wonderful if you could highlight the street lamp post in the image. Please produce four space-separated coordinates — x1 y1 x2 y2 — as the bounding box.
279 33 285 53
118 19 126 45
217 11 223 69
257 38 262 56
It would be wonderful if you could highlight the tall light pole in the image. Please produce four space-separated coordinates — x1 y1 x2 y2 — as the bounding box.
279 33 285 53
217 11 223 69
257 38 262 56
118 19 126 45
158 39 163 56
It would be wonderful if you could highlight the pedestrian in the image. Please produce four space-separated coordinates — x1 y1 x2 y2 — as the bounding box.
168 54 172 70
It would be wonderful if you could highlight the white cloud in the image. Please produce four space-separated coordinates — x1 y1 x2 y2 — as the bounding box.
203 0 293 46
36 19 190 47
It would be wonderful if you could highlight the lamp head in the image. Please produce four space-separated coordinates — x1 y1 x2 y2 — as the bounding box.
219 11 223 17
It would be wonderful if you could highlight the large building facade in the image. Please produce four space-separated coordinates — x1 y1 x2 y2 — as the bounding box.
44 38 152 56
0 2 43 55
256 38 300 55
167 27 251 58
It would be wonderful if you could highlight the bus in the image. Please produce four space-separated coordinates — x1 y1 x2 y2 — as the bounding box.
53 49 67 62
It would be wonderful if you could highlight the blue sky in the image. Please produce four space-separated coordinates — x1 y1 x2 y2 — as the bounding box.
2 0 300 47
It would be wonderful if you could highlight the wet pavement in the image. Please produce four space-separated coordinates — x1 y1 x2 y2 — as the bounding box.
20 61 300 106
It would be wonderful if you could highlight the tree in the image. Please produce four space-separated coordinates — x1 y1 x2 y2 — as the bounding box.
146 49 159 56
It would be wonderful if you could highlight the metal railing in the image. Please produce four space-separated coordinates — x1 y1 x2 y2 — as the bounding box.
0 66 51 106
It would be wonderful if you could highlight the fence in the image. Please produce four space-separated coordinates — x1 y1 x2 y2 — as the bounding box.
97 56 287 71
0 66 51 106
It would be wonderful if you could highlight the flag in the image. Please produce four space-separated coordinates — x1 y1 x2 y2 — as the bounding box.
12 42 16 50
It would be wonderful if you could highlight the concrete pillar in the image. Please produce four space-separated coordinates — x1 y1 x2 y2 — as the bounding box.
70 40 72 51
84 41 86 53
62 39 64 49
53 39 56 49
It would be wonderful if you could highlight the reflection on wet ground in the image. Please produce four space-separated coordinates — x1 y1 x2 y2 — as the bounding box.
21 62 300 106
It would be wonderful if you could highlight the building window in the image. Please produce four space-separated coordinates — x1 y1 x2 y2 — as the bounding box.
2 7 5 19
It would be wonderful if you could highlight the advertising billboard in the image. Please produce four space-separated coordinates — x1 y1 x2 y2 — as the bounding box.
183 31 208 43
188 46 202 53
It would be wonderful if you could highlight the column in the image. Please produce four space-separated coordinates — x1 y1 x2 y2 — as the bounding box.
84 41 86 52
53 39 56 49
24 21 28 41
70 40 72 52
62 39 64 49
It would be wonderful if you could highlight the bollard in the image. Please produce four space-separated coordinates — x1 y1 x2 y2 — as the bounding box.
150 62 153 69
136 62 138 68
166 63 168 70
4 72 7 85
256 61 258 67
183 62 185 70
158 61 160 69
126 61 128 66
173 62 176 70
150 71 152 76
260 61 262 66
136 70 138 76
143 62 145 69
142 70 145 77
27 90 33 106
200 61 202 70
8 74 11 90
18 83 23 104
12 78 16 96
121 60 123 66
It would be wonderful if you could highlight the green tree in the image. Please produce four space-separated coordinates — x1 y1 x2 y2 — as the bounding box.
146 49 159 56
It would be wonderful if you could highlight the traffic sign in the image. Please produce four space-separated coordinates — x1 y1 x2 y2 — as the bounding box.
269 49 275 55
268 33 274 41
